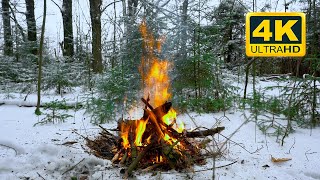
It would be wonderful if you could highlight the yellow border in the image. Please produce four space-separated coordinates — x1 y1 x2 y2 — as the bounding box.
246 12 306 57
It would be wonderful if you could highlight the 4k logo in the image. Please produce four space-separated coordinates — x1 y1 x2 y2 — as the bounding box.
246 12 306 57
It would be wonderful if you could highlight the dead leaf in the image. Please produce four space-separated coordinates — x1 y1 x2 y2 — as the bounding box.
271 155 292 163
262 164 270 168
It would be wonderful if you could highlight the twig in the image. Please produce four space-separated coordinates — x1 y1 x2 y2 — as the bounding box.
50 0 62 12
98 125 116 137
0 143 18 156
216 161 237 168
219 119 248 152
62 158 85 175
305 149 318 161
287 137 295 154
219 134 263 154
37 172 45 180
194 161 237 172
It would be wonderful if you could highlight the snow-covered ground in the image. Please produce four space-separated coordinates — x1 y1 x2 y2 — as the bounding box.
0 82 320 179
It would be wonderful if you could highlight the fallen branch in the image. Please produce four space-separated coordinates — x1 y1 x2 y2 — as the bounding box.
186 127 225 138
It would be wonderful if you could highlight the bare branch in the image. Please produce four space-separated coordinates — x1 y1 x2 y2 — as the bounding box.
101 0 122 13
50 0 62 13
8 3 26 41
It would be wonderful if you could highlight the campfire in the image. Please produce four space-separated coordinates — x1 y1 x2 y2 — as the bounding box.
86 21 225 177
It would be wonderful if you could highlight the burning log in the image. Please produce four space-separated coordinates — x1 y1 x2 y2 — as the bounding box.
144 109 164 139
124 141 155 178
85 100 225 175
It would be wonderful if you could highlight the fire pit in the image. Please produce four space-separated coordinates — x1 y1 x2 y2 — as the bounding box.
85 21 225 177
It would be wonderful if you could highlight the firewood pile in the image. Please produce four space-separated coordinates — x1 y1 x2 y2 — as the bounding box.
86 98 225 177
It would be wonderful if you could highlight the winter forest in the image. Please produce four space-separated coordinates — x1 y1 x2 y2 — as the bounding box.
0 0 320 179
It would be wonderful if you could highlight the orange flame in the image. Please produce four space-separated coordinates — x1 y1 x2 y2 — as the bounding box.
120 123 130 149
134 119 148 146
119 21 186 154
139 20 171 107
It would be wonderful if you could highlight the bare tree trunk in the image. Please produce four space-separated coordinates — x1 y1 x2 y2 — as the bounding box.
25 0 37 55
35 0 47 115
62 0 74 58
2 0 13 56
181 0 188 62
89 0 103 73
112 0 117 68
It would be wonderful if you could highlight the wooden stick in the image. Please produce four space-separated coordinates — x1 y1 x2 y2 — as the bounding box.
98 125 116 138
124 142 154 178
141 98 172 119
120 151 128 164
144 109 164 138
141 98 154 110
111 149 123 163
142 163 162 172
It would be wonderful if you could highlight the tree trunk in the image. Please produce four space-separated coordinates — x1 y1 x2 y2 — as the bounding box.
25 0 37 55
35 0 47 115
181 0 188 62
62 0 74 58
89 0 103 73
2 0 13 56
112 0 117 68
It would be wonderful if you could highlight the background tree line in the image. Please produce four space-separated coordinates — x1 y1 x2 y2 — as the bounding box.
0 0 319 127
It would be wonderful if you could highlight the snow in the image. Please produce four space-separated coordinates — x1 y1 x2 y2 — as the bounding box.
1 84 320 179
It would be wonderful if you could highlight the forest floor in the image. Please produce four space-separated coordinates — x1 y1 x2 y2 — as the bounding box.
1 78 320 180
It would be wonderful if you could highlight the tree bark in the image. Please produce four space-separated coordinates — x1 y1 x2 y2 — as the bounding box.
2 0 13 56
62 0 74 58
25 0 37 55
89 0 103 73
